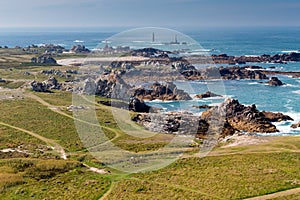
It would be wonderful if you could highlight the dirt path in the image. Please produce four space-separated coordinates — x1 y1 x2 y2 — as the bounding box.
0 121 67 160
245 187 300 200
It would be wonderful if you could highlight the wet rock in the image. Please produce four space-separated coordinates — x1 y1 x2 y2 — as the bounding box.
194 91 222 99
261 111 293 122
267 77 284 86
202 98 278 134
291 122 300 129
219 66 267 80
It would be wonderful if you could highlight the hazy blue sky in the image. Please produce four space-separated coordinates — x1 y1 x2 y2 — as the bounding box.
0 0 299 28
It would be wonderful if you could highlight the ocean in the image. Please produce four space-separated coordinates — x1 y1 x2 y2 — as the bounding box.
1 26 299 135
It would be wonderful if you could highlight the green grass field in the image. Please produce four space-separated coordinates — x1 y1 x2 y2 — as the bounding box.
0 52 299 199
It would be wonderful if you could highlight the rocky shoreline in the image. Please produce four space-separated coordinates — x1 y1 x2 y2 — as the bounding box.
133 98 295 138
23 46 300 138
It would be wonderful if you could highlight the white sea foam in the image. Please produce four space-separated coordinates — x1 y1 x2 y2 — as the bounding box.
244 55 260 57
74 40 84 43
281 50 300 53
270 111 300 135
248 82 260 85
292 90 300 95
282 84 297 88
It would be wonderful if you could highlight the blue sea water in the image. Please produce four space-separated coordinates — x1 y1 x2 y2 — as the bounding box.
0 26 299 135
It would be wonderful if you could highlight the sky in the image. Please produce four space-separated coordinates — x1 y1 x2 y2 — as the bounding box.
0 0 299 28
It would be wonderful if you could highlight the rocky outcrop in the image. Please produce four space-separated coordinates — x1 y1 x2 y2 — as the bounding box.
195 91 222 99
98 97 151 113
132 113 209 135
82 78 96 95
267 77 284 86
41 44 65 53
31 55 57 65
30 81 49 92
291 122 300 129
181 66 268 81
212 52 300 64
261 111 293 122
110 62 135 70
30 77 61 92
132 82 192 101
202 99 279 134
128 97 151 112
219 66 267 80
41 69 72 78
132 98 294 137
81 73 131 99
70 45 90 53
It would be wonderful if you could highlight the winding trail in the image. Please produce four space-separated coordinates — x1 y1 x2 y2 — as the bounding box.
0 121 67 160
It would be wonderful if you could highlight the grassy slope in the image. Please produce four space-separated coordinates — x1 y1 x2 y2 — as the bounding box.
107 151 300 200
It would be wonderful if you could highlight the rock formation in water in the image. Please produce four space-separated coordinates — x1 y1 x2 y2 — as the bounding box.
132 98 294 138
194 91 222 99
267 77 284 86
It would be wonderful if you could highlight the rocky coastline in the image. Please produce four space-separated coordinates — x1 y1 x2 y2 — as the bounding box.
133 98 294 138
21 46 300 139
